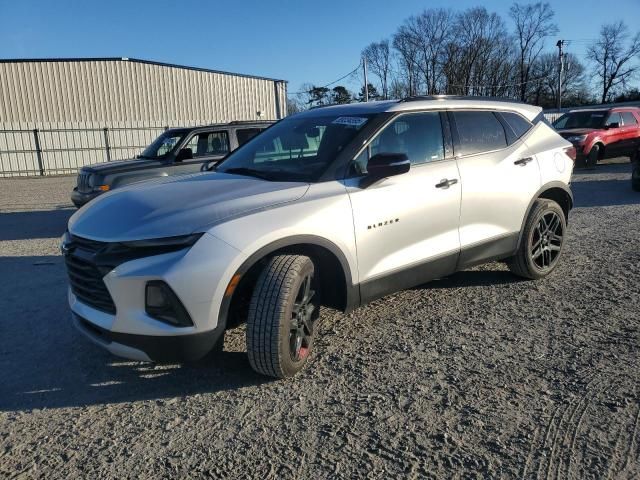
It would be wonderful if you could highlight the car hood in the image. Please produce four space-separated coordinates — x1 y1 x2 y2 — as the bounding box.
82 158 164 175
68 172 310 242
556 128 597 137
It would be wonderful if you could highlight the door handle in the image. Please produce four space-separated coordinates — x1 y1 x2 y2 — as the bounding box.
435 178 458 189
514 157 533 166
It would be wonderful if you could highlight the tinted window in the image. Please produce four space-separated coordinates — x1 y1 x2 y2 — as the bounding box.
184 131 230 158
352 112 445 174
454 111 507 156
553 111 606 129
605 113 622 127
621 112 638 125
237 128 264 146
501 111 533 139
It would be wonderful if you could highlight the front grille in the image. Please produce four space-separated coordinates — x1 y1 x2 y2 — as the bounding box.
64 236 116 314
77 172 91 192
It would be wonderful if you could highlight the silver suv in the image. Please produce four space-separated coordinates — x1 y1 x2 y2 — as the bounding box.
62 96 575 378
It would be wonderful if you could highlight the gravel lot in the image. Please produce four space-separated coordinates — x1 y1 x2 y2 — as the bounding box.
1 163 639 479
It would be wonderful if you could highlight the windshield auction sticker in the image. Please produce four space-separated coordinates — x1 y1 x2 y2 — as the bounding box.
332 117 368 128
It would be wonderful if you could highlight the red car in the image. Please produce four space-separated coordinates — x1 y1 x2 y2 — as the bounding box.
553 107 640 168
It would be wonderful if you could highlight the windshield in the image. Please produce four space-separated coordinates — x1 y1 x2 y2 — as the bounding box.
553 111 606 130
139 131 187 159
216 114 373 182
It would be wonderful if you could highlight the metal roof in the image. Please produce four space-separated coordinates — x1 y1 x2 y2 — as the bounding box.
0 57 287 83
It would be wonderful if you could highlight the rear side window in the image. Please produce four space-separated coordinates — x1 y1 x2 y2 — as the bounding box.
454 111 507 156
501 111 533 139
621 112 638 125
237 128 264 146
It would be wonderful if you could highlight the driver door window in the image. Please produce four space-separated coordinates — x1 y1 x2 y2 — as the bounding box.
353 112 445 174
605 113 622 128
184 131 230 159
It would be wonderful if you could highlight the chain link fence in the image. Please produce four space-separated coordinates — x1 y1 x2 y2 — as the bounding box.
0 126 169 177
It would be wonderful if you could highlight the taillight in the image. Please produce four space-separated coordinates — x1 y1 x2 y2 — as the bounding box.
563 146 577 161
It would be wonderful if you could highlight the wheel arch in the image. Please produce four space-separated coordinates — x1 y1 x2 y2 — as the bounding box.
218 235 359 330
517 182 573 250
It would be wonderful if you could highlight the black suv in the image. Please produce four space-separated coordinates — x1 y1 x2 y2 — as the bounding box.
71 120 273 207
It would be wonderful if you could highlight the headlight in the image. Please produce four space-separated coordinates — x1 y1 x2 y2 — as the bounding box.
119 233 203 249
87 174 96 187
567 135 587 143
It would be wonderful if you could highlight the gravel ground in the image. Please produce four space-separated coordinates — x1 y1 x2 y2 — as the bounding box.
0 163 639 479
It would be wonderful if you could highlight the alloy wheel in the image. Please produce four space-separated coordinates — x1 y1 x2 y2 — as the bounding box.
530 210 564 271
289 273 317 361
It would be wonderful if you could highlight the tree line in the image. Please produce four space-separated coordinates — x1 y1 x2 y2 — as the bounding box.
289 2 640 112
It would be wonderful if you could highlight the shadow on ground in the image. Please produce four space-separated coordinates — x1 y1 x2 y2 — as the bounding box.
571 178 639 208
0 255 269 412
0 208 74 241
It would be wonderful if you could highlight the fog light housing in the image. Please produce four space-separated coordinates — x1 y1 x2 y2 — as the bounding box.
145 281 193 327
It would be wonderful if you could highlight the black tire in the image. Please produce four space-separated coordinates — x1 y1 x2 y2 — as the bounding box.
246 255 320 378
507 199 567 280
632 164 640 192
586 144 600 169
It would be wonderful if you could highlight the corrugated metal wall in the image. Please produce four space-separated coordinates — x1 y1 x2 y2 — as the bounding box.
0 58 287 176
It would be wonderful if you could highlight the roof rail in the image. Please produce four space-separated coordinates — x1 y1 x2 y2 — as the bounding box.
227 120 274 125
400 95 526 105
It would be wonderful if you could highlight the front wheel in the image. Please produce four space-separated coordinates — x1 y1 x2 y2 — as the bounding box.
246 255 320 378
586 144 600 169
632 164 640 192
507 199 567 280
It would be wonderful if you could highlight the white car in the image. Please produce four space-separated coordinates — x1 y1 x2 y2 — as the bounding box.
62 96 575 378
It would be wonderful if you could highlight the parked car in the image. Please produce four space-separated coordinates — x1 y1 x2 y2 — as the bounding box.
553 107 640 168
62 96 574 378
70 121 273 207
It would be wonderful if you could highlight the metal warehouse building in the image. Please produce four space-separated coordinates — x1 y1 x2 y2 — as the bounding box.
0 57 287 176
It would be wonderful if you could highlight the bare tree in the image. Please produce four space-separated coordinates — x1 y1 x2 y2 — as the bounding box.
362 40 391 99
509 2 558 101
402 9 455 94
444 7 514 96
392 26 421 96
587 21 640 103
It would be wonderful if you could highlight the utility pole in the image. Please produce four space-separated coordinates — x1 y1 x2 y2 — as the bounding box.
556 40 564 111
363 57 369 102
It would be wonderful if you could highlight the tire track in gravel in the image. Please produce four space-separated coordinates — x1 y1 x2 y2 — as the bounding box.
559 376 609 480
620 405 640 475
522 375 610 480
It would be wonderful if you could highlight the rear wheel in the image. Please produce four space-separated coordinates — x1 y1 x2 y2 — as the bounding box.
246 255 320 378
508 199 566 280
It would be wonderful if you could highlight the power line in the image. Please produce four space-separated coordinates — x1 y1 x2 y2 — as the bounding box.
287 63 362 96
447 74 554 90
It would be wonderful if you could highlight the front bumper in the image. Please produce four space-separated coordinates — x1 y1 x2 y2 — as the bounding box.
73 311 223 362
66 232 247 362
71 188 103 208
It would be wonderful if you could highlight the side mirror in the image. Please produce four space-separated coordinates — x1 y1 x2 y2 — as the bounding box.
605 122 620 129
175 148 193 162
200 152 231 172
367 153 410 179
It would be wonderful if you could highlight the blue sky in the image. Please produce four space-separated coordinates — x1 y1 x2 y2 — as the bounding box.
1 0 640 94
